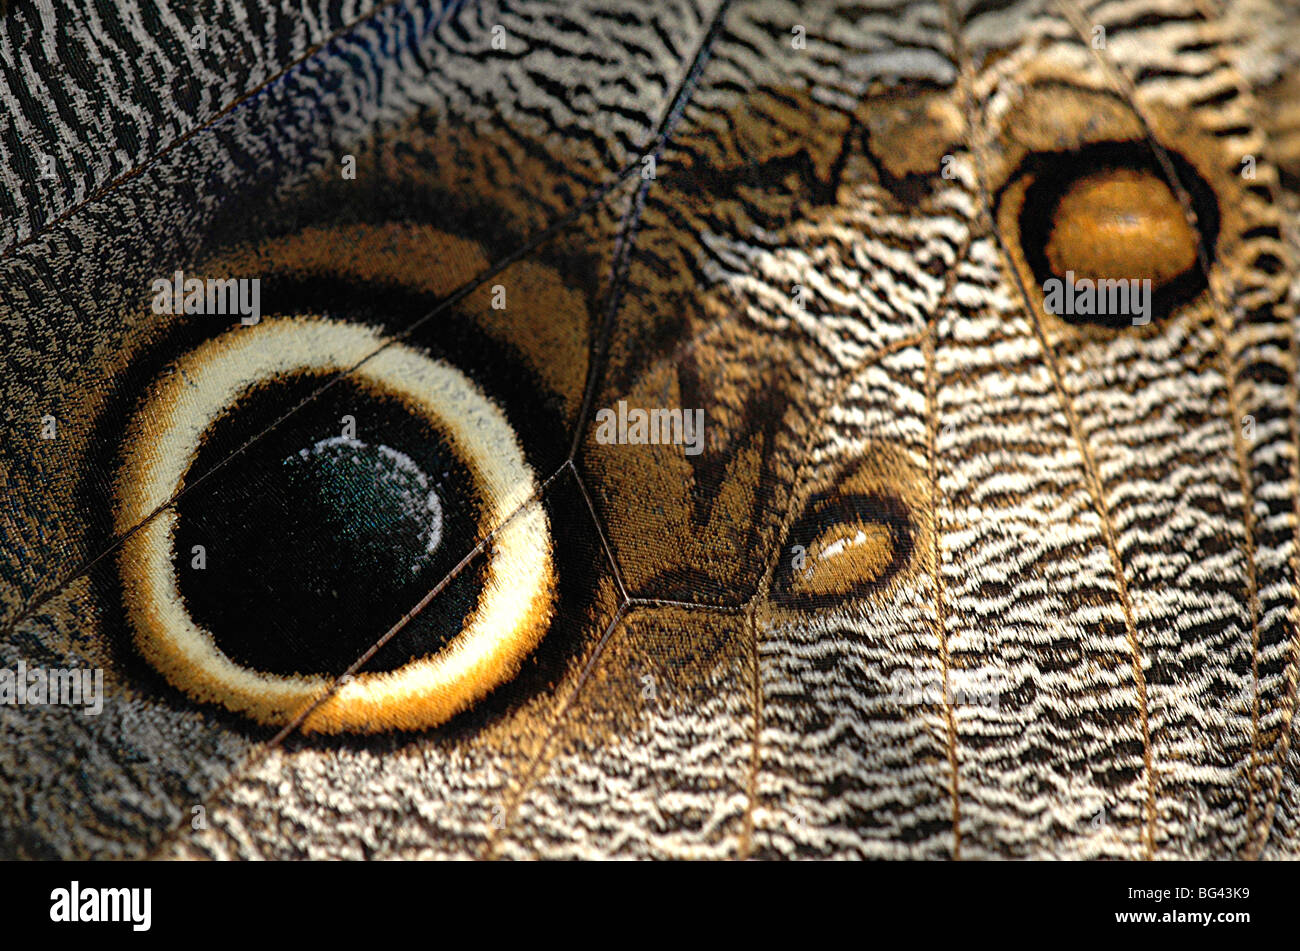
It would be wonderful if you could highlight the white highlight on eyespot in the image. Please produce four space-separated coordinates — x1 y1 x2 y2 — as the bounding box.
115 317 554 733
819 529 870 562
299 435 445 560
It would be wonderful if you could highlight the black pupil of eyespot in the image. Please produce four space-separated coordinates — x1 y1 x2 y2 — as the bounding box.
172 374 484 677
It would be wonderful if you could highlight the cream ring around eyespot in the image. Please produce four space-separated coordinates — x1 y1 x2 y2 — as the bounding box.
115 316 554 733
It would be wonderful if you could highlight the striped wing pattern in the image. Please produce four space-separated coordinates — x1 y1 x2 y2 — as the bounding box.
1 0 1298 860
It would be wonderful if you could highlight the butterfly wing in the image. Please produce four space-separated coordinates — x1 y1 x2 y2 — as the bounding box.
2 0 1298 861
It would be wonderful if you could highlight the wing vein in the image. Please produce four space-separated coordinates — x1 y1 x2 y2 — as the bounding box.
923 227 973 861
482 0 743 854
1056 0 1300 860
736 326 934 858
942 0 1157 860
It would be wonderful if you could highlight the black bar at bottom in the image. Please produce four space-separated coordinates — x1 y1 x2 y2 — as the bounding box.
3 859 1274 939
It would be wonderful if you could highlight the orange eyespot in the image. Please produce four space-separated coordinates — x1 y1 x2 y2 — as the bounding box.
1000 141 1219 328
773 446 928 609
1043 168 1199 289
784 519 897 601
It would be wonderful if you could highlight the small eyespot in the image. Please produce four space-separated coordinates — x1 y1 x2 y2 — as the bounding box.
773 446 927 609
114 317 555 733
777 494 912 606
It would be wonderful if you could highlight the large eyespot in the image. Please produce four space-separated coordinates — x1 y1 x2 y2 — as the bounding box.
114 317 554 733
997 140 1219 328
